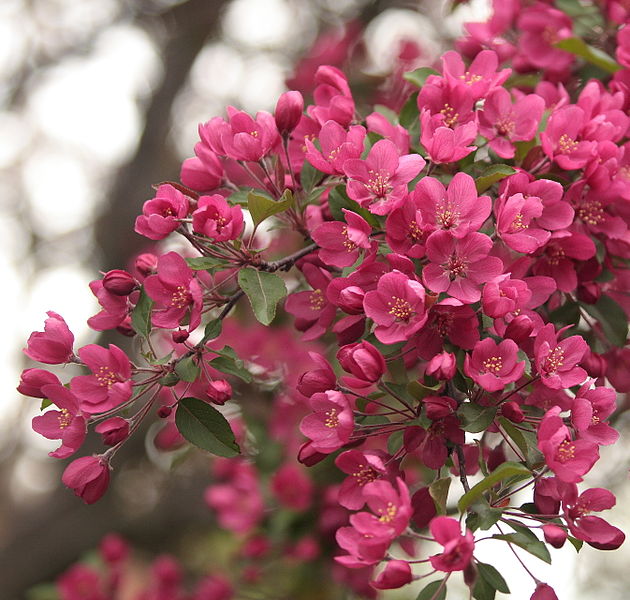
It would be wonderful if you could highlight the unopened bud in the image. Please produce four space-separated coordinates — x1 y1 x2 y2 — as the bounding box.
206 379 232 405
542 524 567 548
425 351 456 380
172 329 189 343
95 417 130 446
102 269 136 296
274 91 304 136
158 406 172 418
504 314 534 343
135 253 158 277
501 400 525 423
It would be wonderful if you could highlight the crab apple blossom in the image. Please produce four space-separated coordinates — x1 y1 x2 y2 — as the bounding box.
192 194 244 241
336 340 386 388
429 516 475 572
300 390 354 454
370 560 412 590
274 90 304 136
304 120 365 175
24 311 75 365
135 183 189 240
420 110 477 164
534 324 588 389
464 338 526 392
335 450 389 510
62 456 111 504
17 368 61 398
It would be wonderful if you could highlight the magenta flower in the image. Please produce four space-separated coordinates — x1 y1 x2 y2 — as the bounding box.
300 390 354 454
537 406 599 483
335 526 391 568
95 417 130 446
337 340 386 388
429 516 475 572
495 192 550 254
87 279 130 332
420 110 477 164
17 368 61 398
311 209 372 268
270 463 313 511
464 338 525 393
423 231 504 304
308 65 355 126
274 90 304 136
335 450 388 510
541 105 597 170
62 456 111 504
370 560 412 590
363 271 428 343
57 564 105 600
343 139 425 215
386 201 431 259
479 88 545 159
482 276 532 319
425 351 457 380
441 49 511 101
71 344 133 414
531 583 559 600
32 384 86 459
366 111 410 154
24 311 75 365
413 172 491 238
296 352 336 397
571 382 619 445
180 149 223 193
134 184 189 241
192 194 244 242
534 323 587 389
144 251 203 332
304 120 365 175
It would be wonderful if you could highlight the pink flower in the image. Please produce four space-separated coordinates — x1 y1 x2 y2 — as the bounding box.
32 385 86 458
144 252 203 332
270 463 313 511
464 338 525 393
308 65 355 126
311 209 372 268
571 382 619 445
429 516 475 572
537 406 599 483
534 324 587 389
495 192 550 253
335 450 388 510
420 110 477 164
62 456 110 504
370 560 412 590
423 231 504 303
134 184 189 240
479 88 544 159
57 564 105 600
343 139 425 215
17 368 61 398
441 50 511 101
94 416 130 446
366 111 410 154
296 352 336 397
363 271 428 344
304 120 365 175
385 201 431 259
87 279 130 332
24 311 75 365
413 172 491 238
206 379 232 405
180 150 223 193
192 194 244 241
300 390 354 454
531 583 559 600
425 351 457 380
71 344 133 414
541 105 597 170
337 340 386 388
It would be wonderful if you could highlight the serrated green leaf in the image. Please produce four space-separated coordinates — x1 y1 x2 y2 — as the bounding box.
209 355 252 383
185 257 228 271
404 67 439 88
174 355 200 382
416 579 447 600
458 461 531 512
458 403 497 433
237 268 287 326
248 189 294 228
477 562 510 594
475 164 517 194
429 477 451 515
175 397 240 457
555 37 621 74
492 532 551 563
581 294 629 347
131 287 153 339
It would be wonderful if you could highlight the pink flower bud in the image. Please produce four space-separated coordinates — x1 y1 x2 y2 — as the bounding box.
423 395 457 420
337 285 365 314
504 314 534 343
172 328 190 343
102 269 136 296
370 560 412 590
100 533 129 564
207 380 232 405
62 456 110 504
158 406 172 418
297 441 327 467
501 400 525 423
116 316 136 338
425 351 457 380
17 368 61 398
582 349 606 378
274 91 304 135
24 311 75 365
577 281 601 304
337 340 386 384
95 417 130 446
542 524 567 548
531 583 559 600
296 363 336 397
135 253 158 277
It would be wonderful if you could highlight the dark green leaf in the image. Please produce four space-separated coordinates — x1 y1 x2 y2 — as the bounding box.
237 268 287 326
185 257 229 271
581 295 629 347
567 535 583 552
555 37 621 74
146 351 174 366
209 347 252 383
328 186 381 228
473 573 496 600
159 372 180 387
468 501 503 531
458 462 531 512
458 403 497 433
492 532 551 563
131 287 153 339
548 301 581 328
175 397 240 457
477 562 510 594
202 319 222 343
174 355 200 382
248 189 294 228
408 380 442 401
300 161 324 194
475 164 517 194
429 477 451 515
399 92 419 130
387 429 404 455
497 417 533 462
404 67 439 88
416 580 447 600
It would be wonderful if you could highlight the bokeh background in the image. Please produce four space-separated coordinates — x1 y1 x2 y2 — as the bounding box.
1 0 629 598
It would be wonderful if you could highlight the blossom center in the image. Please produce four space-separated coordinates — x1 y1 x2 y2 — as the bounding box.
440 103 459 128
324 408 339 428
558 134 578 154
496 116 515 136
378 501 398 523
544 346 565 374
366 170 393 198
577 200 604 226
510 212 528 232
341 226 357 251
557 439 575 463
171 285 191 309
482 356 503 374
95 366 118 388
436 200 460 229
309 289 325 311
58 408 72 429
353 465 378 486
446 254 468 279
459 72 483 85
388 296 413 321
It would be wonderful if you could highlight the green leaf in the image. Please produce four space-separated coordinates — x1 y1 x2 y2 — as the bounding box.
581 294 629 347
175 397 240 457
477 562 510 594
159 372 180 387
228 188 252 206
497 417 533 462
473 573 496 600
458 461 531 512
555 37 621 74
404 67 439 88
408 380 442 401
475 164 517 194
185 257 229 271
458 403 497 433
248 189 294 228
548 301 581 328
467 501 503 531
209 346 253 383
429 477 451 515
416 579 447 600
174 355 200 382
399 92 420 130
387 429 404 455
131 287 153 339
201 319 222 343
328 185 381 228
492 532 551 563
40 398 52 410
146 351 174 366
300 160 324 194
237 268 287 326
567 535 583 553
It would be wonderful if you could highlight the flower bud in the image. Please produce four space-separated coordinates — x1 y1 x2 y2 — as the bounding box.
62 456 110 504
337 340 385 384
425 351 457 380
135 253 158 277
582 349 606 378
296 356 336 397
504 314 534 343
337 285 365 314
102 269 136 296
95 417 130 446
24 311 75 365
274 91 304 136
531 582 559 600
172 328 190 343
501 400 525 423
370 560 412 590
297 441 327 467
577 281 601 304
423 395 457 420
100 534 129 564
158 406 172 418
542 524 567 548
207 379 232 405
17 368 61 398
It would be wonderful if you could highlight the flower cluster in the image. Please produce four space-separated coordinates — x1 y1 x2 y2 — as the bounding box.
20 1 630 598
